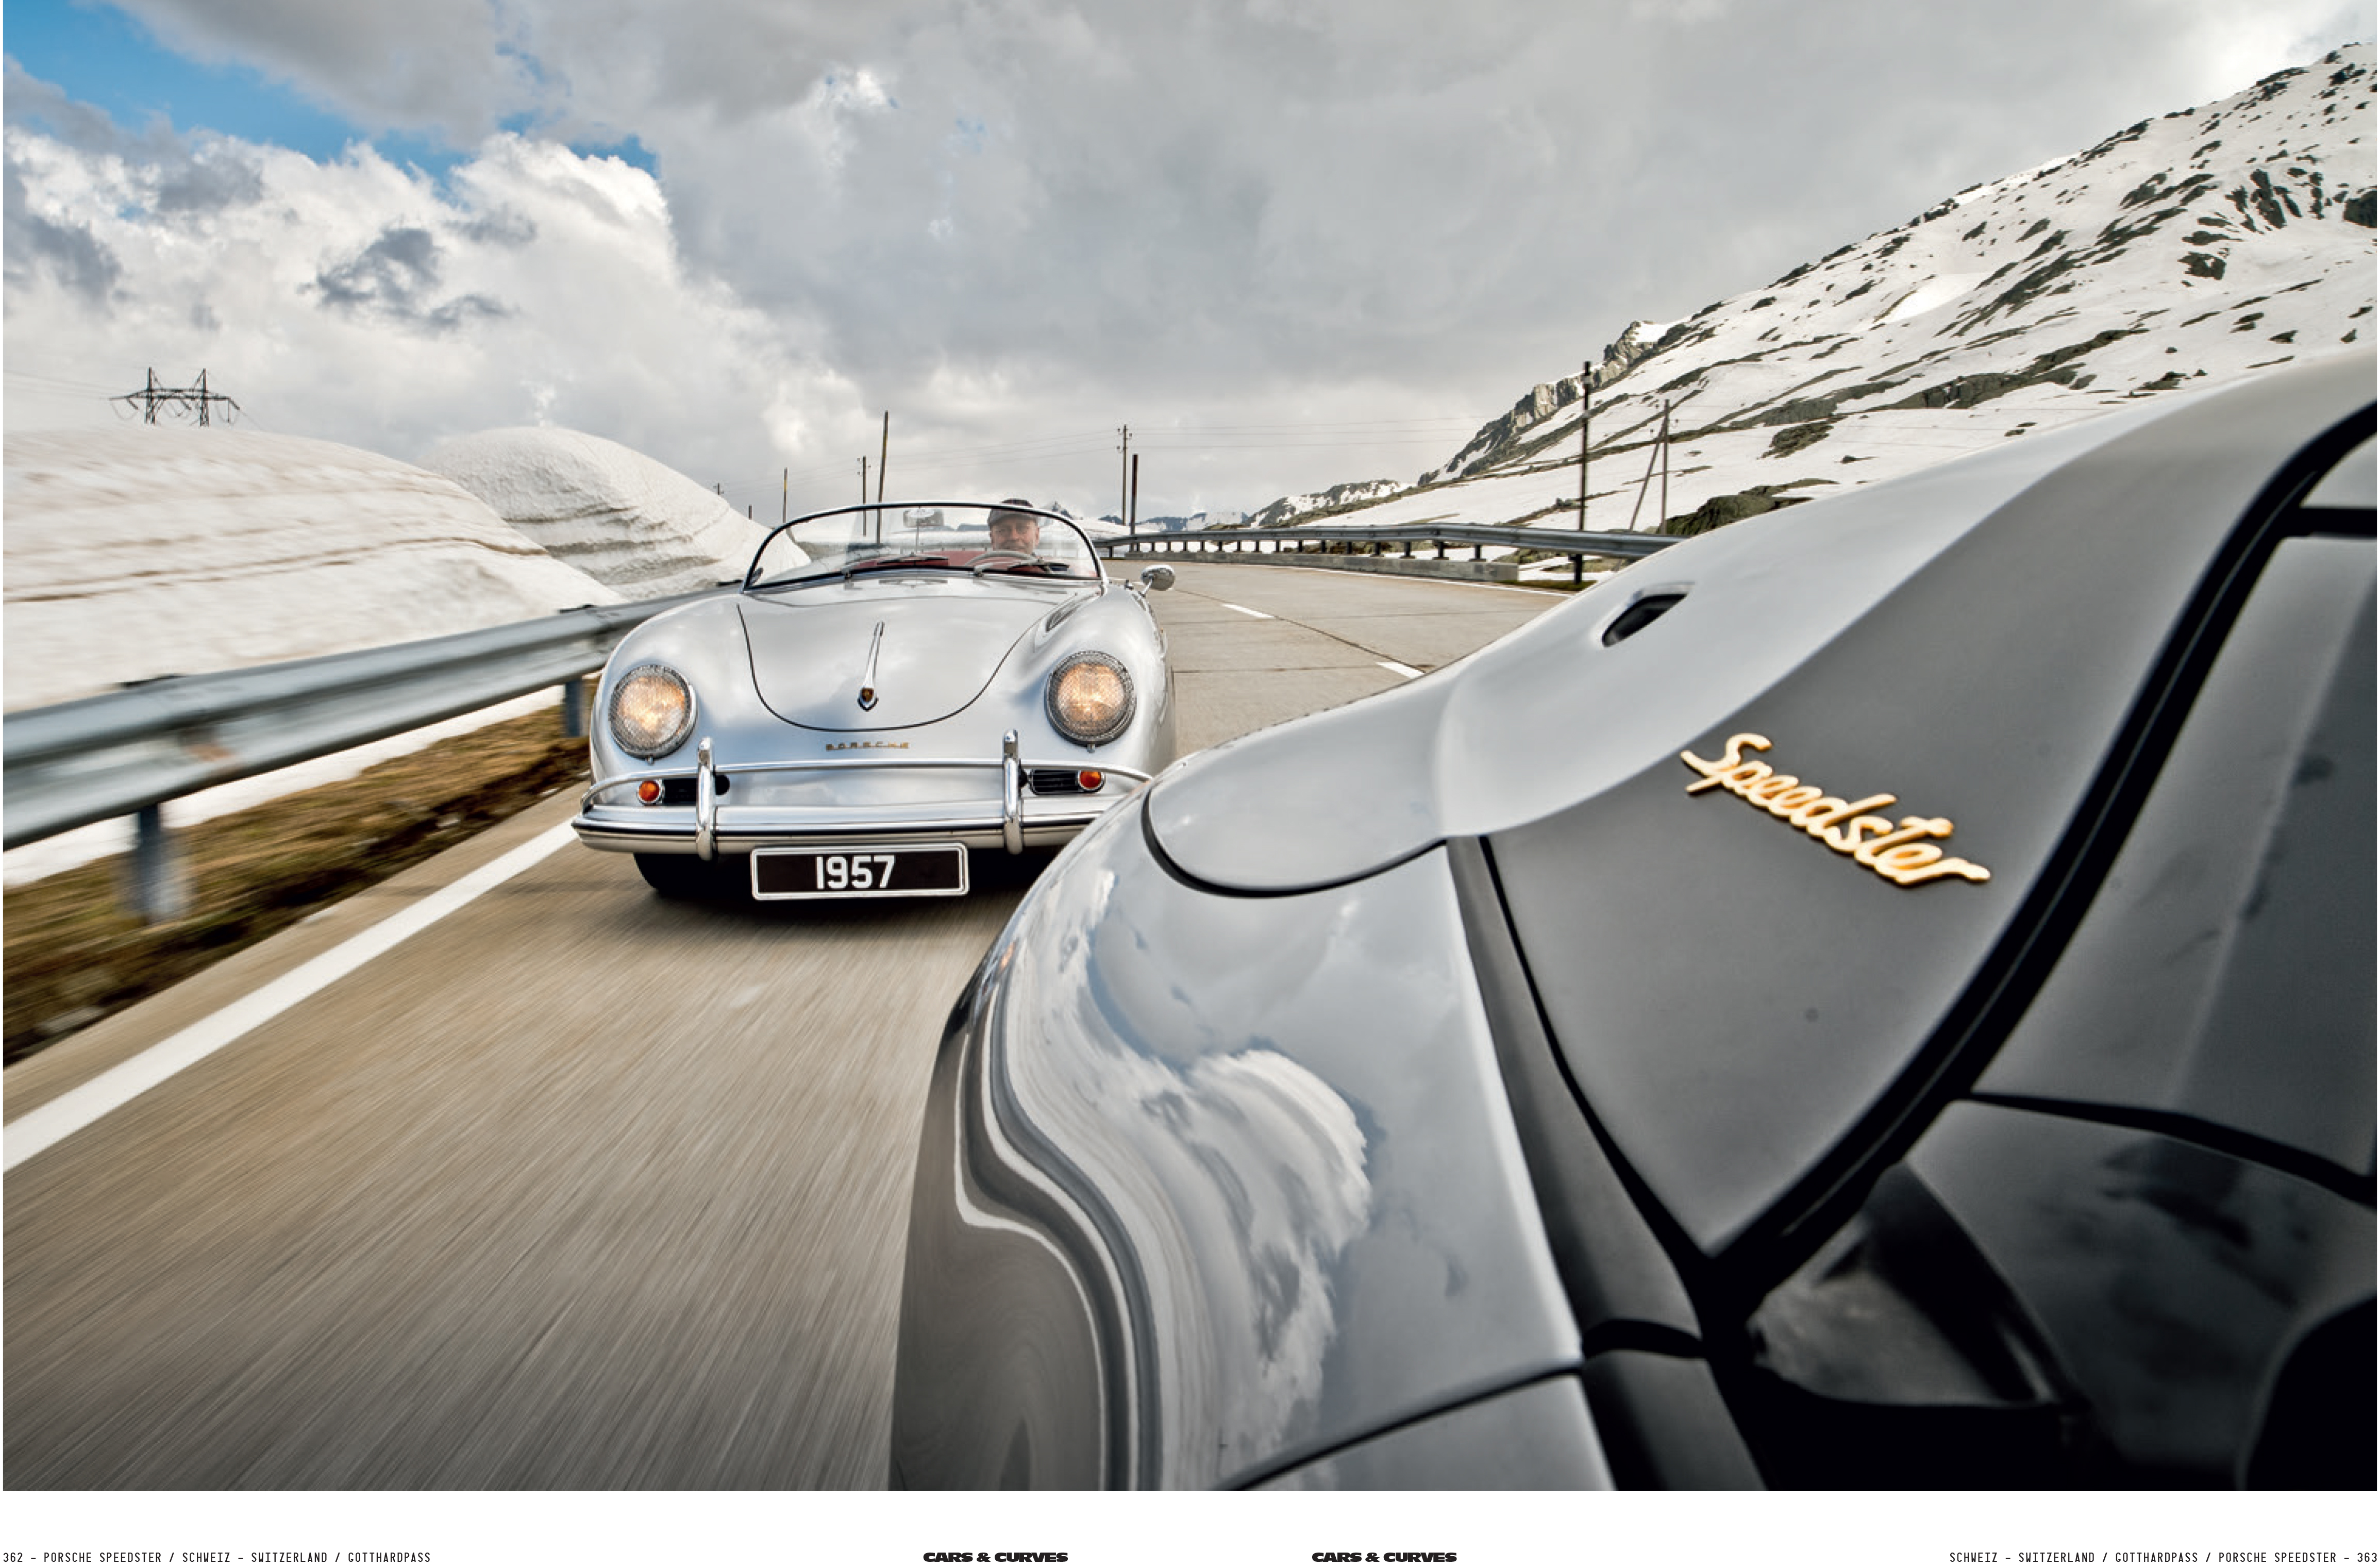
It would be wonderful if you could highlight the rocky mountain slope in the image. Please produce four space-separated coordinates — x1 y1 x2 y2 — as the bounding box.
1243 44 2375 575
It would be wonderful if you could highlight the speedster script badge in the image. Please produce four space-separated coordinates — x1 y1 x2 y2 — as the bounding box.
1680 732 1991 889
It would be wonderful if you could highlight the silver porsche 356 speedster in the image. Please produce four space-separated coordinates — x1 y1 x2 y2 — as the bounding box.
572 501 1175 898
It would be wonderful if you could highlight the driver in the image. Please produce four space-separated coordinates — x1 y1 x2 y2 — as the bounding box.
986 499 1042 556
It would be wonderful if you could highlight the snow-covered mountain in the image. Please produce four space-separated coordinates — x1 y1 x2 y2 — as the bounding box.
1126 508 1248 534
1241 45 2375 573
419 426 761 595
1245 482 1408 530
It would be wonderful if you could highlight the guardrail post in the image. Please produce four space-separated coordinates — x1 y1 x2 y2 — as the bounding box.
124 803 189 924
560 677 589 738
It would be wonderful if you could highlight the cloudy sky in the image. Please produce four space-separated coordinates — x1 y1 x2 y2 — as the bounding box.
4 0 2367 520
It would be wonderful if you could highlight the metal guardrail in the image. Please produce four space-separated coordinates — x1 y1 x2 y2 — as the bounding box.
1098 519 1680 562
2 529 1666 915
3 586 729 854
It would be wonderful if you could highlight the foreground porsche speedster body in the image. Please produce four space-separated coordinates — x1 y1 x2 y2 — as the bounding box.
890 353 2374 1488
573 502 1175 898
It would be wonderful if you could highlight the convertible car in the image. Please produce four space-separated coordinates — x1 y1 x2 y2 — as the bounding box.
573 501 1175 898
889 351 2374 1488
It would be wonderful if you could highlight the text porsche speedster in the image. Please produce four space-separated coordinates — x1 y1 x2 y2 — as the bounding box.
890 353 2374 1488
573 501 1175 898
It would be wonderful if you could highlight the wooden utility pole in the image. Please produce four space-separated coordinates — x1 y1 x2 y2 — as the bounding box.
878 412 889 503
1129 453 1139 535
1660 399 1670 527
1118 425 1131 524
1578 362 1593 527
860 456 869 504
1575 360 1591 585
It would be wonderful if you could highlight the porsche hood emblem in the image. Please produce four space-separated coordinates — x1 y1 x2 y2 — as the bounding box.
1680 732 1990 889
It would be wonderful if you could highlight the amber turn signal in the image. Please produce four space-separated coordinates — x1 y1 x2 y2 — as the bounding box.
637 779 662 804
1078 769 1104 792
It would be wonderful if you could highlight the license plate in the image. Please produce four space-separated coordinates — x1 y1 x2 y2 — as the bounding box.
751 843 968 899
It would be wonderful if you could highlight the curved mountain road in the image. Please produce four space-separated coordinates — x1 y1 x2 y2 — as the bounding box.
3 564 1563 1489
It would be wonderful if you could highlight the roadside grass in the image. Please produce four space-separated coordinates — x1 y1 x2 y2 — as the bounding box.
4 706 591 1068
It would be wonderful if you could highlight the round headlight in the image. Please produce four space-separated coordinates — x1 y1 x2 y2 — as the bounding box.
1046 652 1134 746
609 663 696 758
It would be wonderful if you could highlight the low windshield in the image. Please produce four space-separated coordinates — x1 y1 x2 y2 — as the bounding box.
747 503 1100 589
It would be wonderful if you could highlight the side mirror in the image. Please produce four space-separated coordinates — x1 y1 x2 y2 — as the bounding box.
1138 564 1176 593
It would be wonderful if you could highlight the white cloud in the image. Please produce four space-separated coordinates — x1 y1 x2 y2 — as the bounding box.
121 0 539 140
791 65 899 174
12 0 2372 519
4 123 870 501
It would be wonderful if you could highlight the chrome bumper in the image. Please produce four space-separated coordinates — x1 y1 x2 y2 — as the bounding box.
575 733 1147 858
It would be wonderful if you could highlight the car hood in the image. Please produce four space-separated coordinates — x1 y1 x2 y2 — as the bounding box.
1146 348 2373 1256
1146 353 2374 895
738 580 1066 730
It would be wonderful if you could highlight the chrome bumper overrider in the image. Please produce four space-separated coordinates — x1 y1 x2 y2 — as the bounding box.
573 734 1150 858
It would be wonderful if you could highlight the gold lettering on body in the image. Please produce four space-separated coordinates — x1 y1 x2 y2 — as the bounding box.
1680 733 1990 888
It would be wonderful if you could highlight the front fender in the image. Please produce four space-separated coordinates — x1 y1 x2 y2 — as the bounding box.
890 801 1579 1488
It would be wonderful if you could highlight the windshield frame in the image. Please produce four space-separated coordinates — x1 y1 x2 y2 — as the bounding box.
742 501 1107 594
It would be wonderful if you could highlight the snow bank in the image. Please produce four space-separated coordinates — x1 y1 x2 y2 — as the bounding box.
4 426 621 713
419 426 763 595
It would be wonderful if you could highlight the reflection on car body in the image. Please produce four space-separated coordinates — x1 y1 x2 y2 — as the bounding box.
572 501 1176 898
890 352 2375 1488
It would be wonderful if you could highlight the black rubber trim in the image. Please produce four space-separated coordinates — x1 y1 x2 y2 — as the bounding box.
1711 399 2378 1312
1966 1091 2376 1210
2301 504 2376 539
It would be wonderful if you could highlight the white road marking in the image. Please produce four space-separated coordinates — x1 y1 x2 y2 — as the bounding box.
1220 602 1274 619
3 822 579 1171
1378 660 1425 680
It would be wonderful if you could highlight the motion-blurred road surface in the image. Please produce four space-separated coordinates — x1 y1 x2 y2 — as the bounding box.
5 564 1561 1488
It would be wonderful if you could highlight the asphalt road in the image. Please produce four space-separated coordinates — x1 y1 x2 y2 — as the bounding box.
3 563 1562 1489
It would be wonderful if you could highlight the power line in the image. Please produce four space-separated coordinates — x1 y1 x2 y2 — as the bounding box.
4 369 126 398
711 413 1493 497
